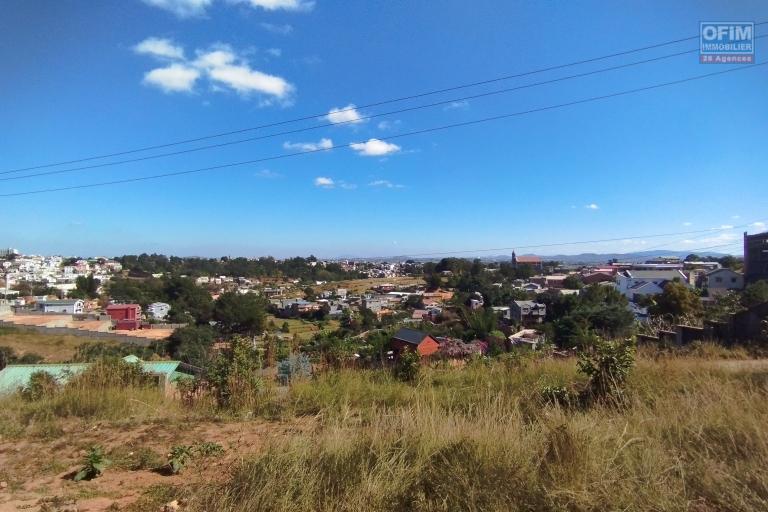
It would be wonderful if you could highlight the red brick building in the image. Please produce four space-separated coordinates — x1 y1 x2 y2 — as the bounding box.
106 304 142 330
389 327 439 357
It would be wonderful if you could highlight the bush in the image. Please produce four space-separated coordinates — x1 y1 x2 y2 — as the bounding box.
21 371 59 401
393 351 420 382
70 358 154 388
577 338 635 403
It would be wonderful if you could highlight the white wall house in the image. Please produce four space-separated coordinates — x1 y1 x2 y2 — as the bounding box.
37 299 84 315
147 302 171 320
617 269 689 300
704 268 744 295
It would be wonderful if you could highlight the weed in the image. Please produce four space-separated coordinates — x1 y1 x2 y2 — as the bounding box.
74 445 110 482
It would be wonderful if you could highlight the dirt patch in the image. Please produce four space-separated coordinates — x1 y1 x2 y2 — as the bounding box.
0 416 315 511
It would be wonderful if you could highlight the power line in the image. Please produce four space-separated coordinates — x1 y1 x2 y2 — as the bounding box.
4 22 766 175
2 45 719 182
1 61 765 198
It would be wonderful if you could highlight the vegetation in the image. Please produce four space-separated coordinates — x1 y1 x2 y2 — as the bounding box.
74 446 110 482
116 253 366 281
190 353 768 512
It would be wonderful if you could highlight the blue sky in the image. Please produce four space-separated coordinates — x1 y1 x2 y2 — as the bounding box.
2 0 767 258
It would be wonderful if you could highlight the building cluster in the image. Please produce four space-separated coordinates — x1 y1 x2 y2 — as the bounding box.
1 251 122 300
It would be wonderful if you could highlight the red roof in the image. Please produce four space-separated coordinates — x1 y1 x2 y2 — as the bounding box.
516 255 541 263
106 304 140 310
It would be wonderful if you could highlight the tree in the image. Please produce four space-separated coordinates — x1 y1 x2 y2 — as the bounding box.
424 273 442 291
70 274 100 299
742 280 768 308
404 294 425 309
163 276 213 324
650 282 702 319
303 286 317 301
562 274 583 290
167 325 216 367
213 292 267 336
281 321 290 333
206 336 263 409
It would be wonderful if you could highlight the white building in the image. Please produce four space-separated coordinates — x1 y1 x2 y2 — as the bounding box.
37 299 84 315
147 302 171 320
617 269 689 300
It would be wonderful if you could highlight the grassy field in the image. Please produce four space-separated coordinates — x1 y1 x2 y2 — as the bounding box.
318 276 424 294
1 349 767 511
0 326 120 362
266 315 341 341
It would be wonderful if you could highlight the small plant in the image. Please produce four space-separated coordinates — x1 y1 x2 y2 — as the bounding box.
540 385 575 408
577 338 636 403
167 445 194 474
394 350 420 382
195 441 225 458
74 446 110 482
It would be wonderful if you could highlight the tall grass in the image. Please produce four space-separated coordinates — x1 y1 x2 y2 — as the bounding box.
0 360 217 439
195 356 768 511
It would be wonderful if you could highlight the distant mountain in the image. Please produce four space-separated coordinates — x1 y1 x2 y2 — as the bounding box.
479 250 734 265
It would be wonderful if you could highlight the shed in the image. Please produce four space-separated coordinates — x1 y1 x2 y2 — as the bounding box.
0 355 192 395
389 327 439 357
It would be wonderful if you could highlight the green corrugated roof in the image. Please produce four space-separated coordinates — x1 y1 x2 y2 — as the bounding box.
0 356 186 394
0 364 89 394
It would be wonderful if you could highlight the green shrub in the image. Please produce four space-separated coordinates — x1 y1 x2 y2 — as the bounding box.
577 338 635 403
74 446 110 482
21 371 59 401
167 445 194 474
393 350 420 382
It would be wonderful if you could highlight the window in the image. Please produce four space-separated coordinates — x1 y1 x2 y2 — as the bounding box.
715 277 722 283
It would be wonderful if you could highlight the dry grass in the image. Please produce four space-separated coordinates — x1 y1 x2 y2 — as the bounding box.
2 348 767 511
0 327 120 362
194 356 768 512
318 276 423 294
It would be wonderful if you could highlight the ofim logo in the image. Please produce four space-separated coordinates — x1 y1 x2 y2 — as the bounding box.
700 22 754 64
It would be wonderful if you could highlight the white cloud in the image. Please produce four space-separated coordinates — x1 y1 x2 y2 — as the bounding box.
731 215 741 219
255 169 282 178
325 104 364 125
265 48 282 57
232 0 314 11
751 221 766 229
443 100 469 111
682 221 693 226
142 0 212 17
138 41 294 100
585 203 599 210
134 37 185 60
377 119 401 131
368 180 404 189
314 177 334 188
259 22 293 35
143 64 200 92
717 224 734 230
207 62 293 97
283 138 333 152
684 231 739 245
339 182 357 190
350 138 401 157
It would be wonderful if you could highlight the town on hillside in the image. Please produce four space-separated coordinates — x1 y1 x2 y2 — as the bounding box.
2 229 767 392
